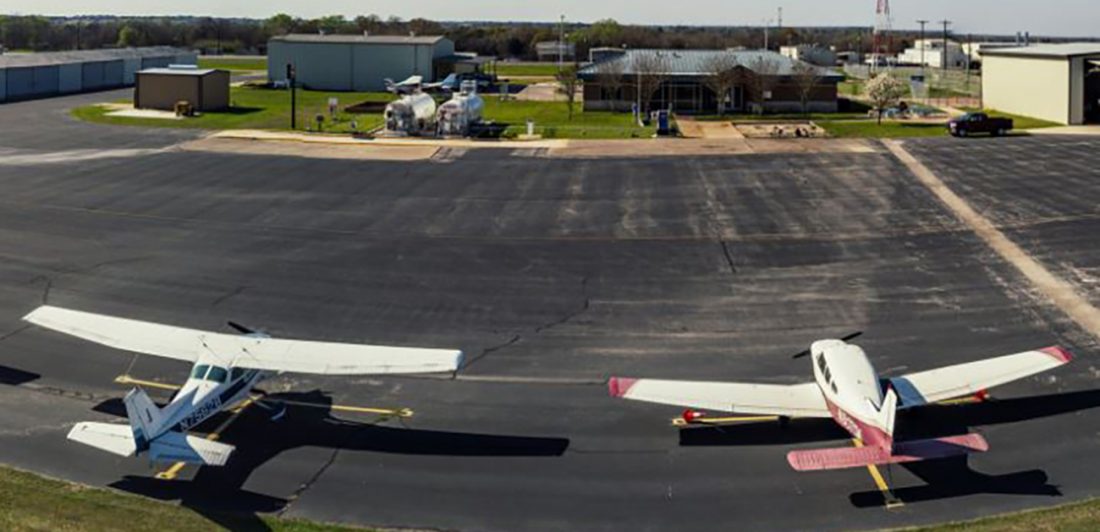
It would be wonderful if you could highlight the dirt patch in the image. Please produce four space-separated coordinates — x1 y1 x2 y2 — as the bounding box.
735 121 824 139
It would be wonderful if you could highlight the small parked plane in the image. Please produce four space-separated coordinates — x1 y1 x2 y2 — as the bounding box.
23 305 463 467
608 333 1073 472
384 75 443 95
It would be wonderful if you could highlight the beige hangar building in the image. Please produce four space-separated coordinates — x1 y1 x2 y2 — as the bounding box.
981 44 1100 125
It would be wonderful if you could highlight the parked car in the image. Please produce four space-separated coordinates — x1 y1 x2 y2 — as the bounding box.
948 113 1014 137
440 72 496 92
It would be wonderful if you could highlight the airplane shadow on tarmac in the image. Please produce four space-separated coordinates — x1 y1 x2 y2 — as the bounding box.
680 389 1100 508
94 390 571 532
0 364 40 386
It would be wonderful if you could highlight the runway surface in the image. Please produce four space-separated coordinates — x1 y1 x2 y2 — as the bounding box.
0 93 1099 531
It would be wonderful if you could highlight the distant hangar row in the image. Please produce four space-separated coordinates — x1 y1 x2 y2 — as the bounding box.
21 305 1073 480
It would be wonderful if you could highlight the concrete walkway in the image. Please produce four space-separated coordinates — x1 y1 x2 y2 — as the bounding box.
1028 125 1100 136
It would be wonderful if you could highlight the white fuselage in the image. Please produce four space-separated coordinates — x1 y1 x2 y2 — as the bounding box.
149 358 271 440
810 340 891 448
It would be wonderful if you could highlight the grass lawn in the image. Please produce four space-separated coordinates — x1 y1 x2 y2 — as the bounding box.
72 86 390 133
839 80 864 97
910 497 1100 532
483 99 654 139
198 56 268 72
0 465 365 531
71 86 650 139
956 108 1062 130
495 62 563 77
817 119 948 138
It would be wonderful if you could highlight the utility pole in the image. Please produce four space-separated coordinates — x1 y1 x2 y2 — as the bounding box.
763 19 770 50
286 63 297 130
939 19 952 70
917 19 928 78
558 15 565 73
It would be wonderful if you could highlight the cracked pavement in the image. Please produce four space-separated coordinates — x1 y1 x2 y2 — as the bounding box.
0 93 1099 531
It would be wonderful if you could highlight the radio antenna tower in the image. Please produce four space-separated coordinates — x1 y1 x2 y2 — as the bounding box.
871 0 893 73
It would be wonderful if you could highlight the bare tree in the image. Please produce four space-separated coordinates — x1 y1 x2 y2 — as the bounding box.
744 57 780 114
701 54 741 116
594 58 625 111
633 52 670 114
790 60 823 114
556 63 581 120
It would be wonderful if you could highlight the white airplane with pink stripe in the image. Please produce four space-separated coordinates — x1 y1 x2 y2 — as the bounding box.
608 334 1074 472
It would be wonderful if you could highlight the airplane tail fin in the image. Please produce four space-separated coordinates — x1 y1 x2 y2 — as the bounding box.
122 387 165 451
878 387 898 444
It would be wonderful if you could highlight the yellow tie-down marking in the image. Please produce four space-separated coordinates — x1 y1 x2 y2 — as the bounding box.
851 438 904 509
671 415 778 427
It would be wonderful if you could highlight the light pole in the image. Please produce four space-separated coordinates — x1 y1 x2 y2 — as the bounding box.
940 19 952 70
917 19 928 78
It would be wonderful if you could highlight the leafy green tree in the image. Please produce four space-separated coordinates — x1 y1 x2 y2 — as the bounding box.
263 13 295 36
117 25 140 47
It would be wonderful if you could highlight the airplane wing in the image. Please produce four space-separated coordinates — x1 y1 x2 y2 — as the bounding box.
203 334 463 375
608 377 831 418
24 305 200 363
888 346 1073 407
24 305 462 375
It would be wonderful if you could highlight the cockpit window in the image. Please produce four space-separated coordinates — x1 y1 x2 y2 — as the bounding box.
190 364 210 379
831 382 838 394
206 366 229 383
230 367 246 382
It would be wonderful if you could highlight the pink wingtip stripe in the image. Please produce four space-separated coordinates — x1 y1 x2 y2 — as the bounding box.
1040 346 1074 364
608 377 638 398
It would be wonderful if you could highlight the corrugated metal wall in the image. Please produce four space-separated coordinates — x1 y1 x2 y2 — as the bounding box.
57 63 82 93
269 40 456 92
1 47 194 102
5 66 60 99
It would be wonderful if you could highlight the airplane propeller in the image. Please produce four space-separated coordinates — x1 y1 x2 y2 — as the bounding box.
791 331 863 359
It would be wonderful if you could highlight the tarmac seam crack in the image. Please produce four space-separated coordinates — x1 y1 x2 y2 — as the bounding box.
461 276 591 372
211 285 247 307
719 240 738 275
278 448 340 517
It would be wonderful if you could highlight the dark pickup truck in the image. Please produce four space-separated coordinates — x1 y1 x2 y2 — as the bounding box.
948 112 1014 137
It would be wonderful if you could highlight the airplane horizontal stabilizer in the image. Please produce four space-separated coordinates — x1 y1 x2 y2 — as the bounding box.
148 431 235 466
67 422 137 457
787 433 989 472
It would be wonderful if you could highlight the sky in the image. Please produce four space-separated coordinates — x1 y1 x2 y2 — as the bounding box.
4 0 1099 37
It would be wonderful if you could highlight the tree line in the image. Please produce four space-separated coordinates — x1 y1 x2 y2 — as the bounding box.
0 14 912 59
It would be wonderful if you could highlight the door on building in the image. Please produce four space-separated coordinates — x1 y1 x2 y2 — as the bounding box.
1085 62 1100 124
